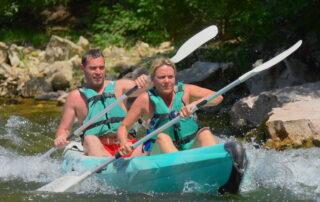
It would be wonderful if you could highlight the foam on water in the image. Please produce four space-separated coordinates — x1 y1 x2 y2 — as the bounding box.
0 114 319 199
232 139 320 199
0 146 61 183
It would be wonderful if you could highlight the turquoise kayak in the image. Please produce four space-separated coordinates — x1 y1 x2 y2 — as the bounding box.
62 141 247 194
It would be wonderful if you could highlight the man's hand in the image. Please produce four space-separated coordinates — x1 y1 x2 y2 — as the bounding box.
134 74 153 89
54 135 70 148
119 141 133 156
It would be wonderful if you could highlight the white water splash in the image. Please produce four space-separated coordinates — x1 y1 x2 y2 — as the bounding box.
240 141 320 199
0 146 61 183
1 116 27 144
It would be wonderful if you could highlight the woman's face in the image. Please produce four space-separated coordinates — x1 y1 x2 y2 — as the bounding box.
152 65 175 95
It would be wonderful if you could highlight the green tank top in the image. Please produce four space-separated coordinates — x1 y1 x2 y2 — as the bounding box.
147 82 199 151
79 81 134 137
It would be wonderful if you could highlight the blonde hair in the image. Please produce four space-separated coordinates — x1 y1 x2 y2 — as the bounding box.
149 57 176 78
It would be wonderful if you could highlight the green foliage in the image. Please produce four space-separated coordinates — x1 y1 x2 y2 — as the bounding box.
0 29 50 48
0 0 319 67
90 1 169 47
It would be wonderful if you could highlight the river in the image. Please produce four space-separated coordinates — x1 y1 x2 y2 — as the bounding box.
0 99 319 201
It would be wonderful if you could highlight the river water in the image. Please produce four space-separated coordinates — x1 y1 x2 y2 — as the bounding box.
0 99 319 201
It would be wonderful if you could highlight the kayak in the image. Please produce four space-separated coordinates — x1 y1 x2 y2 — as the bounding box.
62 141 247 194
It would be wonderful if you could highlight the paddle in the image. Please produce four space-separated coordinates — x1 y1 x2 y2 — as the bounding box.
40 25 219 159
37 40 302 193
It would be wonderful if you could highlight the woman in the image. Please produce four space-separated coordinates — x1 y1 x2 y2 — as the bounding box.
117 57 223 156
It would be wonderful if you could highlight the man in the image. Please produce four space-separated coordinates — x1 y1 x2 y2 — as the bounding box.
54 48 151 157
118 57 223 156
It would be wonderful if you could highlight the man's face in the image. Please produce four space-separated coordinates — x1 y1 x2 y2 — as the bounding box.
82 56 105 88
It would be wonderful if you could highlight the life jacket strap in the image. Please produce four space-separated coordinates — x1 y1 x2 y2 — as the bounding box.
173 132 197 147
84 117 124 131
87 93 115 104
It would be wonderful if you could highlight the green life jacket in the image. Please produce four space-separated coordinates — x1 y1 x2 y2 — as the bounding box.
147 82 199 151
79 81 134 137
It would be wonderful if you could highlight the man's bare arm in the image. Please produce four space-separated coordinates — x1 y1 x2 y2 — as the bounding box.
54 91 78 147
117 75 153 98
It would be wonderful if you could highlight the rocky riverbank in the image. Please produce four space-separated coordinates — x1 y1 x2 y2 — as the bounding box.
0 35 174 103
1 36 320 150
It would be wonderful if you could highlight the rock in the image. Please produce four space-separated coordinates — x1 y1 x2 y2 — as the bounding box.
20 77 52 98
176 61 233 84
0 42 8 64
265 99 320 149
136 41 151 57
159 41 172 52
8 44 22 67
47 61 73 82
51 73 70 91
45 35 84 63
229 81 320 130
77 36 90 51
57 91 69 105
35 91 65 101
245 57 320 95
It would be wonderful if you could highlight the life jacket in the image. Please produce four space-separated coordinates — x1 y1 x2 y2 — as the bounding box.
79 81 134 137
147 82 199 151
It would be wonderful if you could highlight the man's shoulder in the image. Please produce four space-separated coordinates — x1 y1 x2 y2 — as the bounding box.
66 89 83 100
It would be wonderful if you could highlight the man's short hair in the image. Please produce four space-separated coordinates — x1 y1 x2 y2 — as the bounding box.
81 49 104 67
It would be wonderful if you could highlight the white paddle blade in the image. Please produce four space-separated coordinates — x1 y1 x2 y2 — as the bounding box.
37 172 91 192
170 25 218 63
239 40 302 82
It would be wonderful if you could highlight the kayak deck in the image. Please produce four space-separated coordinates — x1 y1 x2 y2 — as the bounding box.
62 141 247 194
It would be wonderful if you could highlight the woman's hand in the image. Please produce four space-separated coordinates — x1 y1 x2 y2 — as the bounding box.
179 103 195 118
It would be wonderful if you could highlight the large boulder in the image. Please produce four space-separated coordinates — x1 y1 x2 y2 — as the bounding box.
45 35 84 63
20 77 52 98
229 81 320 130
245 57 320 95
176 61 233 84
265 99 320 149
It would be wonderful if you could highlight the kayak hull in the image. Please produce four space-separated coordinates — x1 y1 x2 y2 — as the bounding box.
62 141 247 194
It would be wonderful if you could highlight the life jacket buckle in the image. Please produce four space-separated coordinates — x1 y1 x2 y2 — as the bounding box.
170 111 181 130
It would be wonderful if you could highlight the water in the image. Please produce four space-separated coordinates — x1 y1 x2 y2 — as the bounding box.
0 100 319 201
